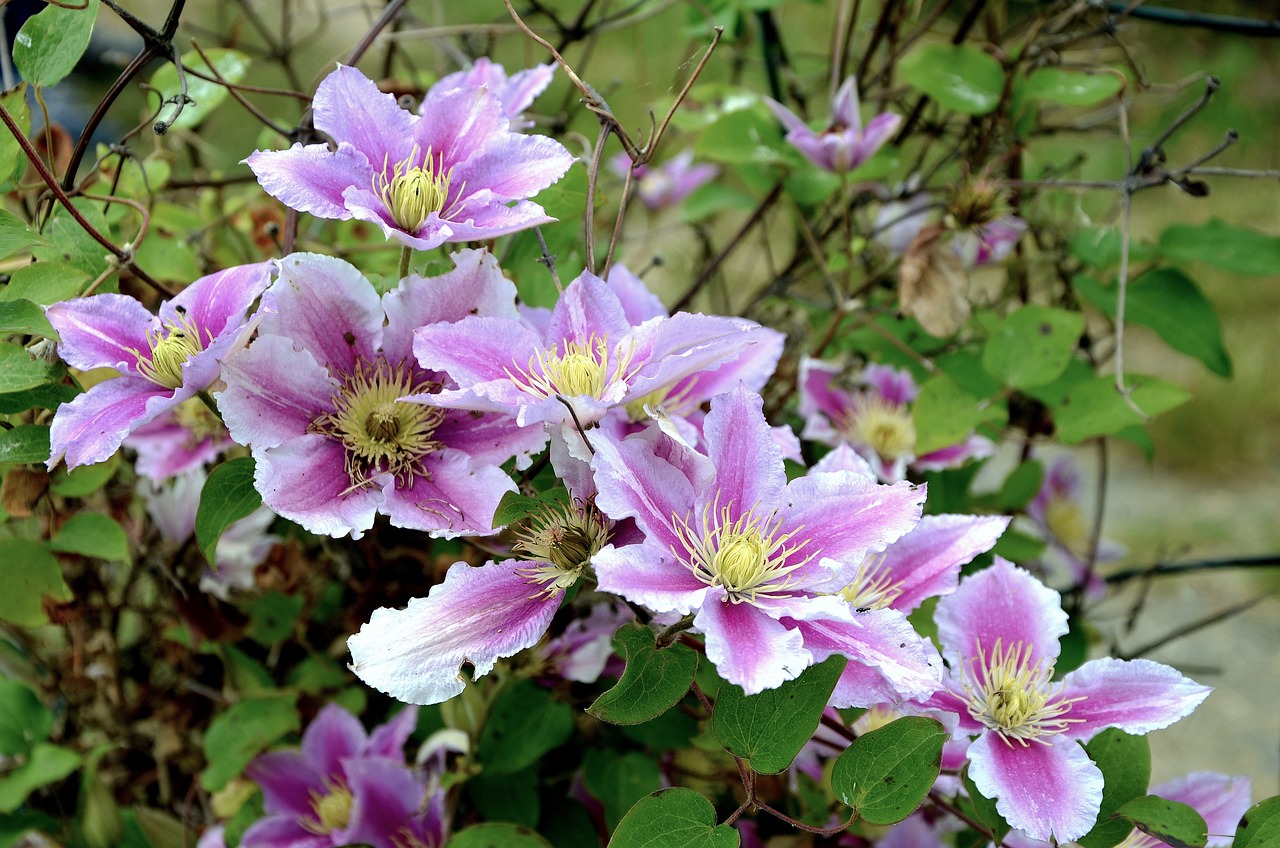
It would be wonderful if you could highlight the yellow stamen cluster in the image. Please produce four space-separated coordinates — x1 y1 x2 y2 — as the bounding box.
507 336 637 401
673 499 816 604
846 396 916 461
172 396 226 441
134 307 206 389
302 782 354 834
372 146 458 233
839 554 903 611
962 638 1085 746
311 358 444 489
513 498 611 596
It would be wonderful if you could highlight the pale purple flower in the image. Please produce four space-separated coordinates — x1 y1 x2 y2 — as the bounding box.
45 263 273 472
216 250 544 539
589 385 941 699
242 703 426 848
920 559 1211 843
955 214 1027 267
766 77 900 173
411 265 780 434
427 57 554 128
1027 455 1123 597
612 150 719 210
124 398 233 482
245 65 574 251
800 359 995 482
874 190 932 256
540 602 634 684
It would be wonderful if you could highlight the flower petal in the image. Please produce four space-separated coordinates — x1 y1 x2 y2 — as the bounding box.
244 142 372 220
1059 657 1210 741
880 514 1010 613
589 428 696 552
451 132 574 203
301 704 367 777
1153 772 1252 847
239 816 330 848
314 65 416 165
545 270 631 349
245 751 324 818
262 253 383 374
49 377 174 470
337 758 424 847
252 435 382 538
414 85 509 170
967 732 1103 843
593 541 708 616
164 262 274 341
934 558 1067 671
382 449 516 537
414 315 542 392
47 294 155 373
217 334 336 450
606 264 668 324
366 706 420 760
696 590 811 695
791 610 943 706
701 386 785 520
347 559 562 705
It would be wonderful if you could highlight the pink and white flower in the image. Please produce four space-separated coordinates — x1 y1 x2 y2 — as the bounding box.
427 57 555 128
921 559 1211 843
611 150 719 211
245 65 574 251
216 250 543 539
766 76 900 174
800 359 995 482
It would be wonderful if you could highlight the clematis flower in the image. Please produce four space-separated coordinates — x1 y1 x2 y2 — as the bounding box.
411 266 779 433
427 57 554 128
124 396 233 482
921 559 1211 843
217 250 544 539
800 359 995 482
611 149 719 211
955 214 1027 267
45 263 273 472
589 385 941 699
539 602 634 684
766 76 900 173
245 65 574 251
242 703 426 848
1027 455 1123 597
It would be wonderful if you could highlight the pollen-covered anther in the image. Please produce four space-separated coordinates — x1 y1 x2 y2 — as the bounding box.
506 335 638 401
134 308 206 389
846 396 916 460
311 357 444 489
839 554 902 610
963 638 1086 747
673 501 817 604
303 781 353 834
372 146 459 233
513 499 611 596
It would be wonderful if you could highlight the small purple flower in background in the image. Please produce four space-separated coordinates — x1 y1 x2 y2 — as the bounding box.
874 188 933 256
217 250 544 539
920 559 1210 843
590 386 940 700
240 703 432 848
1027 454 1123 597
539 602 634 684
427 57 555 128
45 263 273 472
611 150 719 211
955 214 1027 267
799 359 994 482
766 76 900 173
245 65 574 251
124 397 233 482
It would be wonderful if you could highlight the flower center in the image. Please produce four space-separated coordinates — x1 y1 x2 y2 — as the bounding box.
171 396 226 442
1044 498 1089 556
962 638 1085 746
506 336 638 402
310 358 445 490
134 307 206 389
514 499 611 596
673 501 816 604
304 782 353 833
838 555 902 611
847 396 916 460
372 146 458 233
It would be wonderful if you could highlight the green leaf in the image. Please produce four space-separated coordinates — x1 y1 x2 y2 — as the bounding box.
1054 374 1191 444
491 486 567 528
0 810 59 847
200 695 299 791
998 460 1043 510
1114 796 1207 848
1067 227 1158 269
607 788 739 848
0 680 52 756
589 624 698 725
130 806 187 848
983 306 1083 389
0 344 58 394
246 592 303 644
711 655 845 774
49 455 118 497
466 766 540 829
12 0 100 88
0 210 49 260
0 743 81 813
49 513 130 562
149 49 252 130
1078 729 1151 848
0 381 77 415
1235 797 1280 848
0 299 57 339
0 539 71 627
478 680 573 775
1160 219 1280 276
991 528 1046 563
0 261 90 305
912 374 986 455
0 85 30 192
960 768 1010 844
1073 270 1231 377
695 107 786 165
584 749 663 830
447 823 554 848
900 44 1005 115
32 200 114 279
0 423 50 464
831 716 948 825
196 457 262 565
1022 68 1122 106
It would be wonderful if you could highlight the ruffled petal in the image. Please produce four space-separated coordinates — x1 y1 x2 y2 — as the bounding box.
450 132 574 203
244 142 372 220
589 429 695 552
262 253 383 375
1059 657 1210 741
414 85 509 170
696 590 811 695
381 449 515 537
701 386 786 521
216 335 336 450
934 558 1067 671
545 270 631 349
253 435 383 538
432 408 546 469
49 377 175 470
967 732 1104 843
593 541 709 616
791 610 943 706
879 514 1010 613
347 559 562 704
165 262 274 342
313 65 416 165
47 294 155 374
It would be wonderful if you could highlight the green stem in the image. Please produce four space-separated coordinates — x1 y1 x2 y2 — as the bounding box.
398 245 412 279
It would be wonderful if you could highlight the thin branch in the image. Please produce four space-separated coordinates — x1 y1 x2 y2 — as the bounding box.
1118 594 1276 660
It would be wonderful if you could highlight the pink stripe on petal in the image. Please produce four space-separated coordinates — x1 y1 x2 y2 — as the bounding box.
593 542 707 615
934 558 1067 672
347 559 562 705
313 65 417 167
605 264 668 325
791 609 942 706
414 85 508 170
245 751 323 818
336 758 424 847
383 450 515 537
244 142 372 220
1059 657 1210 742
164 262 273 340
49 377 173 470
702 387 786 521
590 430 696 553
546 271 631 349
696 590 811 695
47 294 155 373
253 435 382 539
880 514 1010 613
264 253 383 374
414 316 541 389
451 133 574 203
217 335 336 450
301 703 367 777
967 732 1103 843
798 358 853 441
239 818 328 848
366 706 419 760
